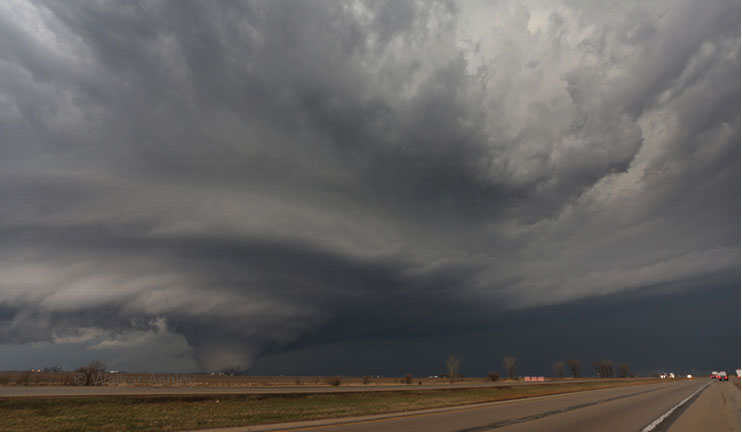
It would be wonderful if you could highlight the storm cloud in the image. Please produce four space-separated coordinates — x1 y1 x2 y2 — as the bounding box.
0 0 738 373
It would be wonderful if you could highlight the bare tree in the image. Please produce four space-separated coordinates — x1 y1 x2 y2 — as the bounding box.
567 358 580 378
446 355 461 383
502 355 517 380
552 361 566 378
592 360 601 377
618 363 630 378
76 360 105 386
593 359 614 378
605 360 614 378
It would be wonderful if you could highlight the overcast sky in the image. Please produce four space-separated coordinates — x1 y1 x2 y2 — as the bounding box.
0 0 739 376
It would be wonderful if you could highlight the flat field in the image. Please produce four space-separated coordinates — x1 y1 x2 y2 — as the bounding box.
0 371 487 387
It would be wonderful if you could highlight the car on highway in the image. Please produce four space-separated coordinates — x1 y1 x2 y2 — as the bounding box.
717 371 728 381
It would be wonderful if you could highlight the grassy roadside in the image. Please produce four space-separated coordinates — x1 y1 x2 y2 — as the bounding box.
1 379 661 432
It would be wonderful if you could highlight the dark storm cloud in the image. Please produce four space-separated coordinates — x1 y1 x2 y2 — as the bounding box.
0 226 488 369
0 0 738 371
249 276 740 377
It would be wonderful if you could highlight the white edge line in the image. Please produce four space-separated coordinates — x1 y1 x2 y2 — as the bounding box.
641 381 713 432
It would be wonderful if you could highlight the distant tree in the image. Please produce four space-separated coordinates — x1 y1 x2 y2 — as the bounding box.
76 360 105 386
568 358 580 378
618 363 630 378
552 361 566 378
403 373 413 384
446 355 461 383
362 375 371 385
592 360 601 377
503 356 517 380
593 359 614 378
487 371 500 382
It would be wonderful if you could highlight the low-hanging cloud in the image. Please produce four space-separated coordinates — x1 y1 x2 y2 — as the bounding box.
0 0 738 371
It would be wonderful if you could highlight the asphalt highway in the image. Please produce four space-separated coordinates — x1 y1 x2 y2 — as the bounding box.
668 378 740 432
223 378 733 432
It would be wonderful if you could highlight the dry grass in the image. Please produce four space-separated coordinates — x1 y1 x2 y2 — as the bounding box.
0 379 661 431
0 371 79 386
0 372 500 387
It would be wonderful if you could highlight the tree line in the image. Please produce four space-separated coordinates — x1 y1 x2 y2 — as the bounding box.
443 355 631 381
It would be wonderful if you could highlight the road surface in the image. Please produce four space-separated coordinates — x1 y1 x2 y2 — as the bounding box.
198 379 737 432
669 379 740 432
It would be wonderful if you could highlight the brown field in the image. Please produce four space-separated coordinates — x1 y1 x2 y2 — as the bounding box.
0 371 529 387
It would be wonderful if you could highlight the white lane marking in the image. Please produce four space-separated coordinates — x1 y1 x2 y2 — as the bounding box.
641 381 713 432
